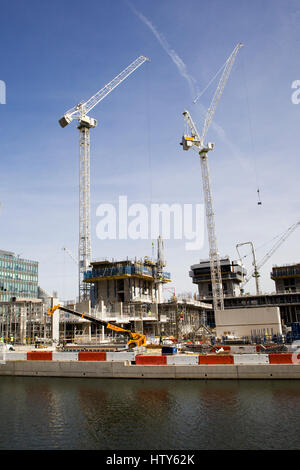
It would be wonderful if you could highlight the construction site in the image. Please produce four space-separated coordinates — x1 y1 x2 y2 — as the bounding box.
0 46 300 378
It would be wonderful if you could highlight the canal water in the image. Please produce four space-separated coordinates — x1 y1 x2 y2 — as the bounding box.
0 376 299 450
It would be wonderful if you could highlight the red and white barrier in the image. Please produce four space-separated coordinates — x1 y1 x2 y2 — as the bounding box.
3 351 300 365
199 354 234 365
165 354 199 365
4 351 134 362
269 353 299 364
2 352 27 361
53 352 79 362
233 354 269 365
106 351 135 362
136 355 167 365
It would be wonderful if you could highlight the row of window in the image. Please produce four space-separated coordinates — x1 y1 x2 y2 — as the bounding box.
0 271 38 282
0 259 38 273
0 281 38 294
0 293 37 302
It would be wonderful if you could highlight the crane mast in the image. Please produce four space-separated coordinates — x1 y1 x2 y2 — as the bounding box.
59 56 149 302
200 144 224 312
181 44 242 316
183 110 224 313
156 235 166 304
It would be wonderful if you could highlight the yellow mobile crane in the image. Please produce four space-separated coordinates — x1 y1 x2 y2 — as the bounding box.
48 305 146 349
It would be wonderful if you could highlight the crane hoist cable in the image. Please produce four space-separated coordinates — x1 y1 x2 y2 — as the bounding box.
193 50 238 105
240 54 262 205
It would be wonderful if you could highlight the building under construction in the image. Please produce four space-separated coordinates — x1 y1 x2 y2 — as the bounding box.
74 254 211 340
0 298 51 344
0 238 213 345
191 258 300 326
190 257 246 298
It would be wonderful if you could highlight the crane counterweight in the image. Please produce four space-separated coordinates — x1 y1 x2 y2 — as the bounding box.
59 114 73 128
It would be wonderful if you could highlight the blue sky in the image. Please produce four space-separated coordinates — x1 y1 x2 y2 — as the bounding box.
0 0 299 300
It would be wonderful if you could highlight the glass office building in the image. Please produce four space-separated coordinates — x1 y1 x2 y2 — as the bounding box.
0 250 38 302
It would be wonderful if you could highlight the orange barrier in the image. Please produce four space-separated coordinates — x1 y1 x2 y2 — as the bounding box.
78 352 107 361
136 355 167 365
199 354 234 365
268 353 293 364
27 351 53 361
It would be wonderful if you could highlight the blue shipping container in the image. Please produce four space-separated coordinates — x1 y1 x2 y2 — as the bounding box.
162 346 177 355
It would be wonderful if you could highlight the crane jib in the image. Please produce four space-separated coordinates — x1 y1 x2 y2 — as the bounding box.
61 55 149 122
58 305 112 329
52 305 136 340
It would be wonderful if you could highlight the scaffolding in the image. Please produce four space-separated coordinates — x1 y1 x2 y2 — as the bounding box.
0 300 52 345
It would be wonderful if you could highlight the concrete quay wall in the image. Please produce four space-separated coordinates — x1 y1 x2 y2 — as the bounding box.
1 360 300 380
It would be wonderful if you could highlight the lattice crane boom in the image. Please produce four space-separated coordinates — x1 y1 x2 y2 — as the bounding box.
59 56 149 127
194 43 243 143
62 247 78 265
242 221 300 287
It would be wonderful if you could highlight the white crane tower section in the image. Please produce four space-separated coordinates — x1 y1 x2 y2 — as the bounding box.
59 56 149 301
181 43 243 315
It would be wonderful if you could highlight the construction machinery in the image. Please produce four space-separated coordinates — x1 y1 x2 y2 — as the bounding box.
181 43 243 316
237 221 300 294
62 247 78 265
236 241 260 295
59 56 149 302
48 304 146 349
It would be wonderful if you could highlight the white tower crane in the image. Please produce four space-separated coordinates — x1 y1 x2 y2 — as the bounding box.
59 56 149 302
237 221 300 294
181 43 243 316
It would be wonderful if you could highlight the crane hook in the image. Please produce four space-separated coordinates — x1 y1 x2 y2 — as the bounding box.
257 188 262 205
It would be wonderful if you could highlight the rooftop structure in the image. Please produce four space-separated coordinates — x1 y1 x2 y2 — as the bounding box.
84 257 171 306
271 262 300 293
190 256 246 300
218 262 300 326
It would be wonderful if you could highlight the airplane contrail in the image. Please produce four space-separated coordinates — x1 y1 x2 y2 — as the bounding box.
128 3 249 170
129 3 197 97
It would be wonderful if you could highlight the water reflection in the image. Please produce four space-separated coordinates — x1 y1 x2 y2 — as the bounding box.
0 377 299 449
